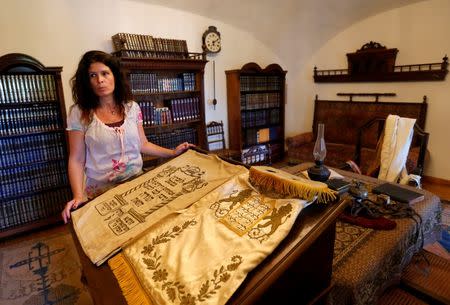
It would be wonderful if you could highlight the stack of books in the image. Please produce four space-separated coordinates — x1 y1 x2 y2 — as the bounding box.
112 32 190 59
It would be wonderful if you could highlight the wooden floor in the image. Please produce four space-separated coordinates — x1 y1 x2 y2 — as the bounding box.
422 180 450 201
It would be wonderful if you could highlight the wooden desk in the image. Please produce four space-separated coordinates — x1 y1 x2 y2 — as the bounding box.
71 175 348 305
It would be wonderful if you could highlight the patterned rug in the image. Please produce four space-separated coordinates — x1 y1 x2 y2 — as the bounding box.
0 226 93 305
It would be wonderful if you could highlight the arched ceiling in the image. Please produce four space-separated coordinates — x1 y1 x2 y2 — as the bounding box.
135 0 425 58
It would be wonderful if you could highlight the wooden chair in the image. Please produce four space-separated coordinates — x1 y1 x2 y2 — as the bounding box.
206 121 241 161
242 144 272 166
350 117 429 183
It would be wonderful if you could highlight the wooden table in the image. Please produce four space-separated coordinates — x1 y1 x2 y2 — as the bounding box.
71 167 348 305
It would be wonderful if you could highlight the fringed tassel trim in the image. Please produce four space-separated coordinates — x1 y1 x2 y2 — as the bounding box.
249 166 337 203
109 253 154 305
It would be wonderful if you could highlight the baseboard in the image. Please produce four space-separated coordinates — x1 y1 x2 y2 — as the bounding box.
422 175 450 186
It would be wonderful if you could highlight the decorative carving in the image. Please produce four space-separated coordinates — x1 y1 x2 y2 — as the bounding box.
358 41 386 51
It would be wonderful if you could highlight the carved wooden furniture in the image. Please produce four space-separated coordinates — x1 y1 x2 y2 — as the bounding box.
226 62 286 165
286 94 428 176
314 41 448 82
207 120 226 151
0 53 70 238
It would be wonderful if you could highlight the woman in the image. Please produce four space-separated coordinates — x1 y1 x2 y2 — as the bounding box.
62 50 193 223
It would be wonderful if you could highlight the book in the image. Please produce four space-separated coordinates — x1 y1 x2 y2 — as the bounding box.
372 183 424 204
326 178 351 192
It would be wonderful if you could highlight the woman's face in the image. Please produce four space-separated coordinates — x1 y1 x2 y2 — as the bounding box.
88 62 115 98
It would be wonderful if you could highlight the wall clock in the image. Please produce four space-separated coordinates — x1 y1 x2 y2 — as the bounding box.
202 26 221 54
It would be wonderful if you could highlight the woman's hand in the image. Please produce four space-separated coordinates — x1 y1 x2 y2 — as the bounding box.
173 142 195 156
62 197 84 224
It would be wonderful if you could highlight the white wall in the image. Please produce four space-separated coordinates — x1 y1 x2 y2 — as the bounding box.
285 0 450 180
1 0 448 180
0 0 280 147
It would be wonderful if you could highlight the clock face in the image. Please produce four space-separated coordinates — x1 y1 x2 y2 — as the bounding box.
204 32 221 53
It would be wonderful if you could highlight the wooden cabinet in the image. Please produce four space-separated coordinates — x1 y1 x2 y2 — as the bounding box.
115 53 208 167
0 53 71 238
226 63 286 164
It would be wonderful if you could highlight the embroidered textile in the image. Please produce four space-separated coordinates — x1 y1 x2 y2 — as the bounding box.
72 150 247 265
111 173 306 305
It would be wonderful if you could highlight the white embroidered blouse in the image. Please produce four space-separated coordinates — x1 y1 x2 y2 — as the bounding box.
66 101 143 198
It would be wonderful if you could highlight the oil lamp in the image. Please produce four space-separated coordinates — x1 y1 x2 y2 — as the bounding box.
307 123 331 182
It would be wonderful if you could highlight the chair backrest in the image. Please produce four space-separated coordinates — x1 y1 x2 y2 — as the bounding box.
354 117 429 176
242 144 272 165
206 121 226 151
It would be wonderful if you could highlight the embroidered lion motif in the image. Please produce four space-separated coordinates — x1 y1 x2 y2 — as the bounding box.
210 189 254 217
248 203 293 242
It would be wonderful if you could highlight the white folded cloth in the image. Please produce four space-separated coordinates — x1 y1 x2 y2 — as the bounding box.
378 114 416 184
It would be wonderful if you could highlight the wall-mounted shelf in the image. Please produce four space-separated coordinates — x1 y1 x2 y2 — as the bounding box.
314 41 448 82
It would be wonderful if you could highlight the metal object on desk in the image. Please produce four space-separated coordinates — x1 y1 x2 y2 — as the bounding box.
349 180 369 202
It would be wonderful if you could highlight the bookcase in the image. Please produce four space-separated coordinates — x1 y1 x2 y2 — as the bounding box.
114 52 208 167
226 63 286 165
0 53 71 238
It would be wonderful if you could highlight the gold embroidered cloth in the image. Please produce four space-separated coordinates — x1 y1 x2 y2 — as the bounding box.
113 172 306 305
72 150 248 265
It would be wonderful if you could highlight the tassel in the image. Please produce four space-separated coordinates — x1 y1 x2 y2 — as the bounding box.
109 253 154 305
249 166 337 203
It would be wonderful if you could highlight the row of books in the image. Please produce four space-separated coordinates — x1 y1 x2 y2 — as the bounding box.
145 127 197 150
241 108 280 128
1 160 68 199
240 93 281 110
130 72 195 93
152 107 173 125
240 75 282 92
244 126 282 146
112 32 189 59
0 187 71 230
139 97 200 126
0 105 61 136
0 133 65 168
0 74 57 104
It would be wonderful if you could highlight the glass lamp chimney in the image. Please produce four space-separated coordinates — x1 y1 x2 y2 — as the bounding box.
313 123 327 162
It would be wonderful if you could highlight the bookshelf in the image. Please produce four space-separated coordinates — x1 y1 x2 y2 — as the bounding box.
226 63 286 165
0 53 71 238
114 52 208 167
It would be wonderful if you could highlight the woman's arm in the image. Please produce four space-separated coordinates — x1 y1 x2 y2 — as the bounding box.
62 130 86 223
137 124 194 157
